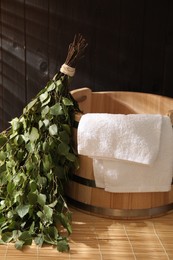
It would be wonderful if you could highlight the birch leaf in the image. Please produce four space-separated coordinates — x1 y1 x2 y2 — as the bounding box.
16 205 30 218
49 124 57 136
29 127 39 142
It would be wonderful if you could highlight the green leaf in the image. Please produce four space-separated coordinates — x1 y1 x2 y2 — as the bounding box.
7 210 14 219
18 231 32 241
28 193 38 205
7 182 14 195
47 82 55 92
41 96 51 107
43 119 49 127
37 211 43 219
0 151 6 161
34 235 44 247
29 180 37 192
42 141 49 153
62 97 73 106
43 205 53 220
45 226 58 239
57 239 70 252
17 150 25 162
14 190 23 204
8 221 18 231
43 227 57 245
39 120 43 129
58 142 69 156
37 194 46 207
25 142 35 153
50 103 63 116
15 240 25 250
29 127 39 142
58 213 72 234
55 79 63 91
62 124 71 134
48 199 58 208
6 143 11 152
39 91 48 103
23 132 29 143
20 116 27 130
43 154 52 171
49 124 58 136
17 231 32 246
59 131 70 144
41 105 49 117
43 235 56 245
37 176 47 187
29 221 35 234
1 232 13 243
0 216 6 224
16 205 30 218
23 98 37 113
66 152 76 162
14 135 25 146
25 160 34 172
9 131 18 139
0 163 6 173
10 117 21 131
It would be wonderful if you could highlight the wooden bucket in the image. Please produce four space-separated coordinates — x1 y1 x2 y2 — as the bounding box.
66 88 173 219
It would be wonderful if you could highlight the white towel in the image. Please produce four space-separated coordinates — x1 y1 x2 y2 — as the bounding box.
78 113 162 165
78 113 173 192
93 116 173 192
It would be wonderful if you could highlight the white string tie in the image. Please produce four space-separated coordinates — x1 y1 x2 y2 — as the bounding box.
60 63 75 77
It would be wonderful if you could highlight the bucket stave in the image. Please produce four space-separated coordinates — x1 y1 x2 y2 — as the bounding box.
66 88 173 219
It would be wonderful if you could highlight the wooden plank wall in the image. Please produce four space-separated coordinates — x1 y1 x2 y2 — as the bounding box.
0 0 173 131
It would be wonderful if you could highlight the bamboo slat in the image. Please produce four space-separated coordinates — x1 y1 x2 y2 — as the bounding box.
1 208 173 259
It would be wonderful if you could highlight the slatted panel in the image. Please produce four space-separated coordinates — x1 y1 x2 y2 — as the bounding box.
163 1 173 97
0 0 26 130
0 0 173 129
25 0 49 102
48 0 95 90
141 0 168 95
1 208 173 259
118 0 145 92
48 0 67 80
90 0 121 91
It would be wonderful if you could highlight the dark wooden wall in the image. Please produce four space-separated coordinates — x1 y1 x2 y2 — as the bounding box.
0 0 173 131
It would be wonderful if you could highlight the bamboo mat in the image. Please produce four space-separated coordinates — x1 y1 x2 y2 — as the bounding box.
1 208 173 259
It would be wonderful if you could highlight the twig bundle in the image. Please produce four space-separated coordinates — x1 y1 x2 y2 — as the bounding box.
0 34 87 252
